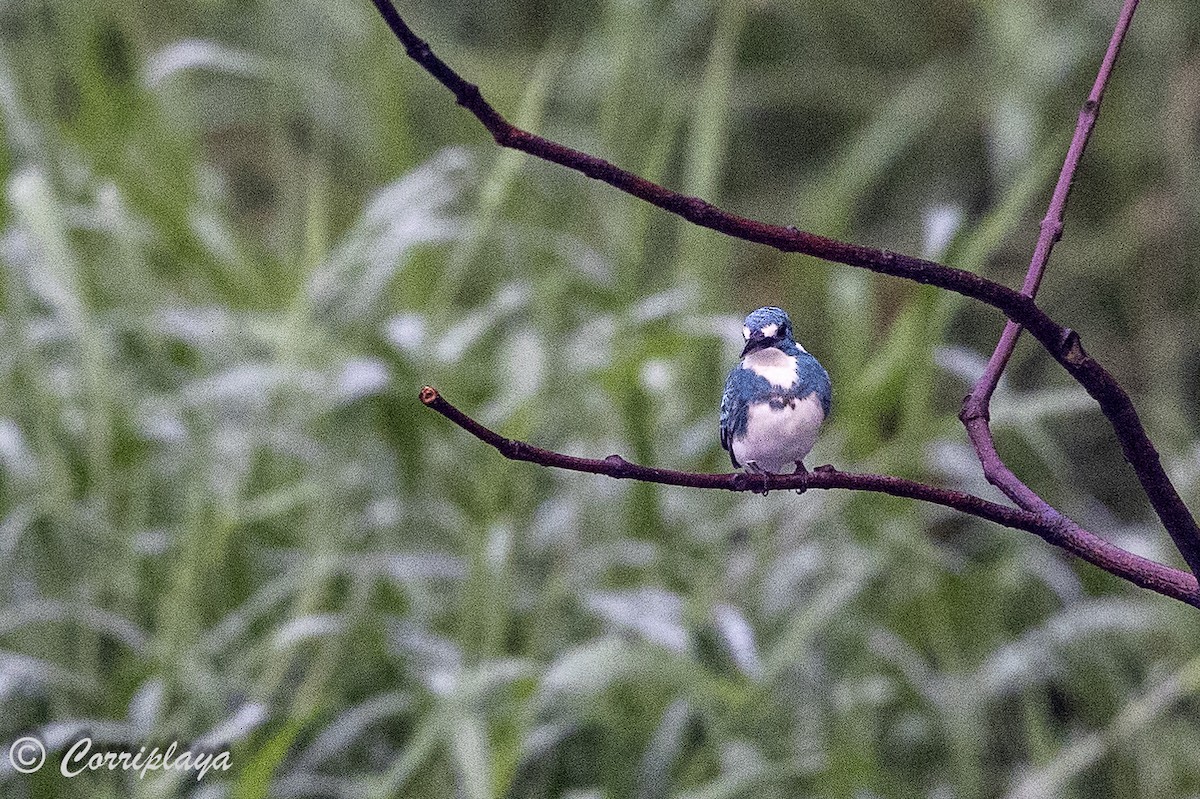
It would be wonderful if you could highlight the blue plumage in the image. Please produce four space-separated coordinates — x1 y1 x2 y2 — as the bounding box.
719 307 831 473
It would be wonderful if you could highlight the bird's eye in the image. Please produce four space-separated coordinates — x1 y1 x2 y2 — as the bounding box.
743 326 751 340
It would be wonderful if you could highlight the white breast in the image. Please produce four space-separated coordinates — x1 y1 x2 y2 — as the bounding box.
742 347 797 389
731 393 825 473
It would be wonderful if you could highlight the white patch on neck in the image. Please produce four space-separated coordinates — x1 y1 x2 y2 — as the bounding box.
742 347 797 388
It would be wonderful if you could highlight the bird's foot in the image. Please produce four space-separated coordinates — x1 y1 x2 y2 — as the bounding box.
743 461 771 496
793 461 808 495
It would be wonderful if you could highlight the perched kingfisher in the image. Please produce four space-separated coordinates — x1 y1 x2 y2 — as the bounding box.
719 307 831 475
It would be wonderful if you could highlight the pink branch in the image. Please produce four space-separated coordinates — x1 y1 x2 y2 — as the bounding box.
960 2 1168 554
965 0 1141 412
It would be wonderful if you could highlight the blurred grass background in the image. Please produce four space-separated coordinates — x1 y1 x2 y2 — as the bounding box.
3 0 1200 796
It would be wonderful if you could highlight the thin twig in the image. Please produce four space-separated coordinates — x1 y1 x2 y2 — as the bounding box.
420 387 1200 607
371 0 1200 580
961 3 1153 533
970 0 1141 412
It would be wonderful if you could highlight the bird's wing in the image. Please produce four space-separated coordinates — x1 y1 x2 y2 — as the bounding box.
719 368 743 467
795 353 832 417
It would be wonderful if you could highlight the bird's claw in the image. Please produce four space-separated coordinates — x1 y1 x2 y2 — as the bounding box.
742 461 771 496
732 473 770 496
793 461 808 494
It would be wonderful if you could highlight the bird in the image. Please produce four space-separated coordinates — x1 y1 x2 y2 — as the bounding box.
719 306 831 478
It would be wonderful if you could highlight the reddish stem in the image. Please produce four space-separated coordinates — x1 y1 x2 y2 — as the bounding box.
961 2 1160 548
965 0 1140 412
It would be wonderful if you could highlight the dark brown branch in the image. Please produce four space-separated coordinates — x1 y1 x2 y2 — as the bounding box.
420 387 1200 607
370 1 1041 325
372 1 1200 580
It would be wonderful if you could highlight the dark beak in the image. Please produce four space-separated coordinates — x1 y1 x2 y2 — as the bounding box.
741 331 769 357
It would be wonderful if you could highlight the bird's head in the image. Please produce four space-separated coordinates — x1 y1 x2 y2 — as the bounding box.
740 306 794 357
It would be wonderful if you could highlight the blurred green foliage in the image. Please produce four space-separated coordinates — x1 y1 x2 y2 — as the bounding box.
2 0 1200 797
